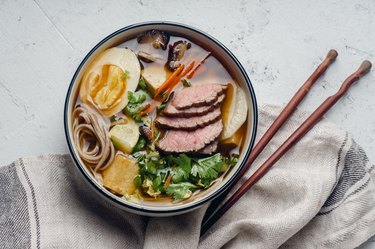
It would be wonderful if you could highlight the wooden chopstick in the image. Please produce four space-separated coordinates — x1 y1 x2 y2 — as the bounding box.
201 60 372 236
203 49 338 223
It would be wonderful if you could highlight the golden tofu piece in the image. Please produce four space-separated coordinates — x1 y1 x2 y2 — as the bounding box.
142 64 169 96
102 154 139 195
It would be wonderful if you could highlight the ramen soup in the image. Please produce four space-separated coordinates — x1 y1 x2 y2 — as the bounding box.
72 30 248 205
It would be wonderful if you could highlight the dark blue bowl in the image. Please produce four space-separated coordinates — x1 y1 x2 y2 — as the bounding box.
64 21 258 216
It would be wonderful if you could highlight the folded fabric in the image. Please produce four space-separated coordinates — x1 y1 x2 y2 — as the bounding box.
1 104 374 249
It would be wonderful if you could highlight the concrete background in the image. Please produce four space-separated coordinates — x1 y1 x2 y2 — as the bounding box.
0 0 374 247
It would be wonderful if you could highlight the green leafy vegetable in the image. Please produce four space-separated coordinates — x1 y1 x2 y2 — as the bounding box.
152 175 164 192
157 91 174 113
110 115 122 122
138 77 148 91
133 145 233 199
157 103 167 113
170 154 191 183
128 90 147 104
132 151 146 162
166 182 199 199
142 178 161 197
120 70 130 81
181 78 191 87
133 175 142 188
142 160 158 176
124 90 150 121
124 104 147 122
191 153 224 187
230 153 239 167
133 137 146 152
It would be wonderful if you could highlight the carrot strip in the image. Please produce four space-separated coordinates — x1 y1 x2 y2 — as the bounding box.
164 173 172 189
141 100 162 115
161 61 195 96
154 64 185 97
180 61 195 77
139 103 151 116
187 52 211 79
151 118 155 141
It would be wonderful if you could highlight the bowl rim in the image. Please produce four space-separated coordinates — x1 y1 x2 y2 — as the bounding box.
64 21 258 214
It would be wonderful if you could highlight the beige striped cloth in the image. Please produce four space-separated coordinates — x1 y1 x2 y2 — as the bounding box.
1 104 375 248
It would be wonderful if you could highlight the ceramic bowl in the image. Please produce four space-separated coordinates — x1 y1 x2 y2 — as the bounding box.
64 21 257 216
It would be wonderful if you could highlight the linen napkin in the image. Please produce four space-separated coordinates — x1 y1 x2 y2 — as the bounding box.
1 104 375 249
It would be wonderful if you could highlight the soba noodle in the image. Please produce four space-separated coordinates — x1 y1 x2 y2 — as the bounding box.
72 105 115 171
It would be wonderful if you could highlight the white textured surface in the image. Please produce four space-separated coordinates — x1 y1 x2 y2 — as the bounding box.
0 0 374 247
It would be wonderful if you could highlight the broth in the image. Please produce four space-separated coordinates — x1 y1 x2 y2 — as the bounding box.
72 30 249 206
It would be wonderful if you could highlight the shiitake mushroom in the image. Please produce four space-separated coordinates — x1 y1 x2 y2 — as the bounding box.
137 51 158 63
137 30 169 50
166 40 191 71
139 125 153 142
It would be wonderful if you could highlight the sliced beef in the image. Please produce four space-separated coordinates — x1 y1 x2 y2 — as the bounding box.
171 83 227 110
162 95 225 118
155 108 221 130
198 140 218 155
156 120 223 153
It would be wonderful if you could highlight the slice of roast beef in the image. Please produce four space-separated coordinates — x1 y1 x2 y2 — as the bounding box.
156 120 223 153
155 108 221 130
162 95 225 118
197 140 218 155
171 83 227 110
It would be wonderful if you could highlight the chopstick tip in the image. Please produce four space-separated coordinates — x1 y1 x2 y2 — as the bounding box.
358 60 372 76
327 49 338 62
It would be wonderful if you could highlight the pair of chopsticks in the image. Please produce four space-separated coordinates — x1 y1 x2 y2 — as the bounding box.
201 50 372 236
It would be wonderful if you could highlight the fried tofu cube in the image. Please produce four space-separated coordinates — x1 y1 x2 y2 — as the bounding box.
102 154 139 195
142 64 168 96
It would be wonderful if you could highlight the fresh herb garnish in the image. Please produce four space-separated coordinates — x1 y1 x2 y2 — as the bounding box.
120 70 131 80
133 137 146 152
191 153 224 187
133 175 142 188
165 182 199 199
110 115 122 122
138 77 148 91
181 78 191 87
128 90 147 104
230 153 239 167
157 103 167 112
132 147 234 200
170 154 191 183
124 90 149 121
156 91 174 113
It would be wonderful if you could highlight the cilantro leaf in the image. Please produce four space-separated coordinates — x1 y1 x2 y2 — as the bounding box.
132 151 146 163
191 153 224 186
152 175 164 192
120 70 130 81
157 103 167 113
138 77 148 91
128 90 147 104
133 175 142 188
181 78 191 87
230 153 239 167
123 103 147 122
166 182 199 200
124 90 150 121
142 160 158 176
110 115 121 122
171 154 191 183
133 137 146 152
